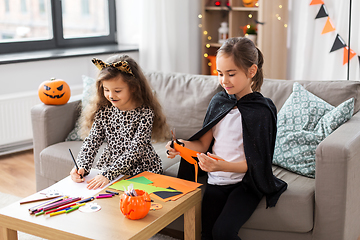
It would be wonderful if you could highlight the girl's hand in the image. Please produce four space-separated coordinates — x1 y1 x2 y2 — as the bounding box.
198 152 224 172
165 141 180 159
86 175 110 190
70 167 85 182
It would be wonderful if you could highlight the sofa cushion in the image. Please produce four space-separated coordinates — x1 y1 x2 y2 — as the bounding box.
66 75 96 141
40 141 104 182
272 83 354 178
261 79 360 114
145 71 222 140
243 166 315 233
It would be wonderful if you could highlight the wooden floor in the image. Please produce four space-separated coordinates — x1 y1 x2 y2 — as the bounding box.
0 149 36 198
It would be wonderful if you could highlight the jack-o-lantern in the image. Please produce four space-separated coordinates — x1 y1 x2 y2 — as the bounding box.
120 189 151 220
38 78 71 105
242 0 257 7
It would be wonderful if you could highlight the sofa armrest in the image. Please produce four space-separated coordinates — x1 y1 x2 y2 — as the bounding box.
31 95 82 182
314 110 360 240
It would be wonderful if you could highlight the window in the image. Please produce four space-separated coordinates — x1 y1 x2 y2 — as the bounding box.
0 0 116 54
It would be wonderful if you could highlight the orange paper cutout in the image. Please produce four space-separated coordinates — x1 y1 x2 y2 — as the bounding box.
172 142 225 183
173 142 199 182
343 47 357 65
322 17 336 34
310 0 324 5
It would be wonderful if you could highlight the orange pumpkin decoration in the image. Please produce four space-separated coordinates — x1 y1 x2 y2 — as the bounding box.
242 0 257 7
38 78 71 105
120 189 151 220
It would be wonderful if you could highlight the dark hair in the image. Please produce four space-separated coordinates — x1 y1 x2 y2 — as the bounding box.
80 55 169 141
217 37 264 92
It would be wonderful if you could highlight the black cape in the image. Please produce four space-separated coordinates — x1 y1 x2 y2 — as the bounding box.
178 91 287 208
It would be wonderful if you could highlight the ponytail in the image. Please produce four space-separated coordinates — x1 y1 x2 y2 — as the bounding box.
251 47 264 92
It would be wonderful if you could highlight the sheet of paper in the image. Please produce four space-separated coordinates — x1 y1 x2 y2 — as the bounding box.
126 176 153 184
128 171 202 201
109 180 179 194
41 169 123 198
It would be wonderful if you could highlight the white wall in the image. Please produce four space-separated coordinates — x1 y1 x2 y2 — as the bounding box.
0 52 139 97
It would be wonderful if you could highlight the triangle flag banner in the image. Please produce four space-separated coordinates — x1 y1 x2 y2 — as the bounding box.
316 4 328 19
343 47 356 65
330 34 346 53
322 17 336 34
310 0 324 5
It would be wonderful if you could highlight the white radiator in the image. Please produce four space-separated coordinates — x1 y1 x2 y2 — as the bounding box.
0 86 83 156
0 91 40 155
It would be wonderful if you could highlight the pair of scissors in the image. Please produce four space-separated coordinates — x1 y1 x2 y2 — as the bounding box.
170 129 199 182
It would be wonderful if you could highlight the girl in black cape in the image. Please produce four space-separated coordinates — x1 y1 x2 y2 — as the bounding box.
166 37 287 240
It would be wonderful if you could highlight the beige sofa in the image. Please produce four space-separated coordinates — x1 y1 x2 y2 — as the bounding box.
31 71 360 240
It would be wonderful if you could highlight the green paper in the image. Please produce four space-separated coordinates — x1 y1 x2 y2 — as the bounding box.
127 176 153 185
109 180 178 194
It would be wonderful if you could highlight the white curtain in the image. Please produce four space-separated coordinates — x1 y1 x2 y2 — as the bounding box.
138 0 201 74
288 0 360 81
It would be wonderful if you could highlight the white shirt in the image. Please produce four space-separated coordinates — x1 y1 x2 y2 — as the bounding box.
208 108 246 185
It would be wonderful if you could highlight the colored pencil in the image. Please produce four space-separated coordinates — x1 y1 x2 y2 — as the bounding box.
29 196 67 213
49 210 67 217
42 197 81 212
20 195 61 205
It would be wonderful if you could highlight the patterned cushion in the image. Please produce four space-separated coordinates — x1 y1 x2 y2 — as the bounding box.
273 82 354 178
65 75 96 141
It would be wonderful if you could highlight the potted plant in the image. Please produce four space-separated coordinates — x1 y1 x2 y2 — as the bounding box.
244 24 257 43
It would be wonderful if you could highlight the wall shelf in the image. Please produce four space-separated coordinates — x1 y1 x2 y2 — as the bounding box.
201 0 263 75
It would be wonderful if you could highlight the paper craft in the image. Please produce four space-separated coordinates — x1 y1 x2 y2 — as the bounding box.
173 141 200 182
42 169 123 199
152 190 183 199
79 203 101 213
127 172 202 201
126 176 153 185
170 129 223 183
109 180 179 195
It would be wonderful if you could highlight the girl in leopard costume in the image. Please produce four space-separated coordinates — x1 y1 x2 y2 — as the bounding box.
70 55 168 189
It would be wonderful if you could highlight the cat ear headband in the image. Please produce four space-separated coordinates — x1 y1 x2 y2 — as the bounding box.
91 58 134 76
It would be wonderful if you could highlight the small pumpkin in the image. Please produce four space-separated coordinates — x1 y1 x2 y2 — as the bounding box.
38 78 71 105
242 0 257 7
120 189 151 220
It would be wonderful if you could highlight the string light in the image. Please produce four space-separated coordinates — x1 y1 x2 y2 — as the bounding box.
206 44 210 48
248 14 253 18
203 30 208 35
204 53 209 58
198 24 202 28
208 36 212 40
198 14 202 19
275 5 287 28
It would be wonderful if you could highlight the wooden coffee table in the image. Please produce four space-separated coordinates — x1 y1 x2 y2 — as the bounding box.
0 187 201 240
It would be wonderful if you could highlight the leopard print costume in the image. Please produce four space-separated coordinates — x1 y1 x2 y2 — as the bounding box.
76 105 163 181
